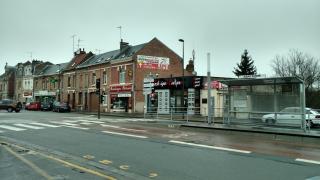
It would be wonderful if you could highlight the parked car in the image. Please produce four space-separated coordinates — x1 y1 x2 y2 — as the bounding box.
41 102 53 111
26 102 41 111
0 99 21 112
52 101 71 112
262 107 320 127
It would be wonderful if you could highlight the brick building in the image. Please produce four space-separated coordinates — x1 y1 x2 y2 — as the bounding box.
0 63 16 100
62 37 188 113
33 63 68 103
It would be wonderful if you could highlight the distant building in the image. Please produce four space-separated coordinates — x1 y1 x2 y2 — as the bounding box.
0 63 16 100
33 63 68 103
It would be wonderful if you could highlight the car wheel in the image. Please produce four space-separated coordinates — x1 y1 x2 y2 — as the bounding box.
306 120 314 128
15 109 20 113
266 118 275 125
7 107 13 112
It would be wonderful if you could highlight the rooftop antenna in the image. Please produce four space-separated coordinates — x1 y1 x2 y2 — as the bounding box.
77 38 83 49
95 49 102 54
117 26 122 41
27 51 33 61
71 34 76 54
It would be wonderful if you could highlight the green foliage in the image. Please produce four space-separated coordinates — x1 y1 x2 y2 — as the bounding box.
233 49 257 77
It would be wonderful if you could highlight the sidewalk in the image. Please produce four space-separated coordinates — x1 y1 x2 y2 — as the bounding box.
74 111 320 138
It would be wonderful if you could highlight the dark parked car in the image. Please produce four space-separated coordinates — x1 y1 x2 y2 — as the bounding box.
41 102 53 111
0 99 21 112
52 101 71 112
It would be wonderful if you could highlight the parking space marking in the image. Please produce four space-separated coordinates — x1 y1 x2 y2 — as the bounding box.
169 140 252 154
102 130 148 139
14 123 44 130
30 122 60 128
0 125 26 131
296 158 320 165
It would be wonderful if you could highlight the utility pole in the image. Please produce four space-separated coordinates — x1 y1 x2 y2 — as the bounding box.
207 53 212 124
77 38 83 50
117 26 122 40
71 34 76 54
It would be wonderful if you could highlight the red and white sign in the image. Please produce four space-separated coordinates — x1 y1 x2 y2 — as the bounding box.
110 84 132 93
137 55 170 70
204 81 223 89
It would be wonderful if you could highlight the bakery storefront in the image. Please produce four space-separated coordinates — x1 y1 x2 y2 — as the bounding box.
109 84 133 112
152 76 203 114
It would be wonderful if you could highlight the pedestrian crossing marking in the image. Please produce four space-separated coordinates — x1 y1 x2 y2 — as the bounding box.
14 123 44 129
30 122 60 128
0 125 26 131
63 126 89 130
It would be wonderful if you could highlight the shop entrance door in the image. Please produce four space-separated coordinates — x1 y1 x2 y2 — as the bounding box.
156 89 170 114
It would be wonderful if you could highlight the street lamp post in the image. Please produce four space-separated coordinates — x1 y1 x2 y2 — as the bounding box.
179 39 185 118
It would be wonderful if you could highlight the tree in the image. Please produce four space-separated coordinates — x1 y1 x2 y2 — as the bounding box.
233 49 257 77
271 49 320 108
271 49 320 90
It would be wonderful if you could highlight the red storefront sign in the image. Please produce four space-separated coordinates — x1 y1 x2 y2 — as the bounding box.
110 84 132 93
204 81 223 89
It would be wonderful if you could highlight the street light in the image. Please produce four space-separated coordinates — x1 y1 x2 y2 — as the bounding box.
178 39 185 117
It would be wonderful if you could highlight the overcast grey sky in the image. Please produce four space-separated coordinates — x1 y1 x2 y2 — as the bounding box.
1 0 319 77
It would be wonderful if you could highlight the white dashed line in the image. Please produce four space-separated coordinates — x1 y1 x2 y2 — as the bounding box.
169 140 251 154
296 158 320 165
102 131 148 139
14 123 44 129
29 122 60 128
101 124 146 132
0 125 26 131
63 126 89 130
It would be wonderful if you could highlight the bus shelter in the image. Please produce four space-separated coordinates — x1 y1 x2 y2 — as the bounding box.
221 77 307 131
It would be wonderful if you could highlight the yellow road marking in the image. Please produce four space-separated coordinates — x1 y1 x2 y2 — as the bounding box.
149 172 158 178
119 165 129 170
83 155 95 160
99 159 113 165
40 153 117 180
1 141 116 180
2 145 53 180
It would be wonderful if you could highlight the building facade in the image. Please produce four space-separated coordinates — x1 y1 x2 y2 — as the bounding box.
61 37 186 113
0 63 16 100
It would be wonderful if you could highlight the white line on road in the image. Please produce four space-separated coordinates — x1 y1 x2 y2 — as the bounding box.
101 124 147 132
50 121 78 126
102 131 148 139
0 125 26 131
80 122 94 125
78 120 105 124
295 158 320 165
169 140 252 154
30 122 60 128
14 124 44 130
63 126 89 130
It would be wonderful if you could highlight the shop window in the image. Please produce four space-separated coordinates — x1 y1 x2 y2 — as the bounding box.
119 67 125 84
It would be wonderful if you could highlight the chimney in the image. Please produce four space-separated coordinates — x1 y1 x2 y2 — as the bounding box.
120 39 129 51
186 58 195 73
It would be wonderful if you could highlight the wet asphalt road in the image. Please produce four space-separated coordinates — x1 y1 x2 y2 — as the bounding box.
0 110 319 180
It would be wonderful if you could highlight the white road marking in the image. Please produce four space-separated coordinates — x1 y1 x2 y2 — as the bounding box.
50 121 78 126
78 120 104 124
100 124 146 132
80 122 94 125
169 140 252 154
296 158 320 165
63 126 89 130
30 122 60 128
0 125 26 131
14 124 44 130
102 131 148 139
